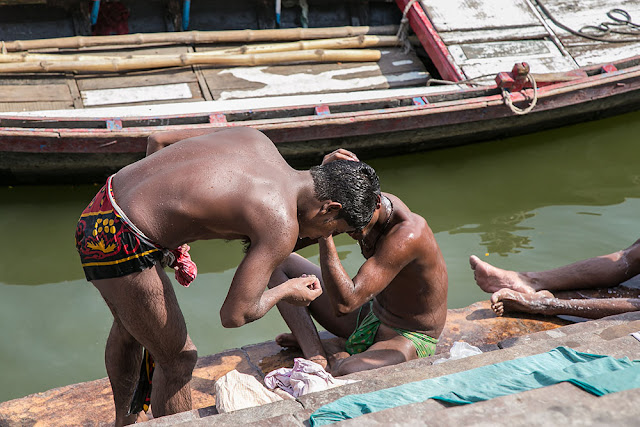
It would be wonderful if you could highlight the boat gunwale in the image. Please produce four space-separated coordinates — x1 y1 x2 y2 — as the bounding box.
0 59 638 137
0 55 638 131
0 62 638 157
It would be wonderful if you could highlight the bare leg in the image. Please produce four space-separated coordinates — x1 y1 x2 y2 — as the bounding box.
268 253 360 369
471 240 640 295
491 289 640 319
470 255 537 294
93 265 198 424
331 326 417 377
102 315 143 426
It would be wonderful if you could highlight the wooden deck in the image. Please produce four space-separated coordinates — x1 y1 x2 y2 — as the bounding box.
419 0 640 80
0 0 432 114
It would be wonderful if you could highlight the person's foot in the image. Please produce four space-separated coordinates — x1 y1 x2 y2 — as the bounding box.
490 289 555 316
275 332 300 349
469 255 537 294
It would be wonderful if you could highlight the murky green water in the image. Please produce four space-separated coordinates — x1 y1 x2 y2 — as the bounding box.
2 111 640 402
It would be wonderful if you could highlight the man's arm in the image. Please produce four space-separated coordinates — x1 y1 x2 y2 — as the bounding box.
220 232 323 328
318 232 413 315
146 128 227 156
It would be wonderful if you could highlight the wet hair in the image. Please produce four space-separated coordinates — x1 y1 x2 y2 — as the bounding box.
310 160 381 230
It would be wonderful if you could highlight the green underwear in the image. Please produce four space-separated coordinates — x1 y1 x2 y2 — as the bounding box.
345 302 437 358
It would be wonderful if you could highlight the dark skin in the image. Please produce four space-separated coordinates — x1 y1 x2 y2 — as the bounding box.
268 149 448 376
470 239 640 319
91 127 360 425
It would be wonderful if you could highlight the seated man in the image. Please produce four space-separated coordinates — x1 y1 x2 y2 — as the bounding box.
75 128 381 425
268 149 448 376
470 240 640 319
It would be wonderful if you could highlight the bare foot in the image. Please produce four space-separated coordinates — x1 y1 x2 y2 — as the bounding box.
470 255 537 294
490 289 556 316
275 333 300 349
136 411 149 423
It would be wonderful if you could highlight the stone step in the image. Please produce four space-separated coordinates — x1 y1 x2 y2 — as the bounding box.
145 311 640 426
334 377 639 426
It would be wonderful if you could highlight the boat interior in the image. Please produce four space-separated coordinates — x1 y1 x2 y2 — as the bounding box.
0 0 639 126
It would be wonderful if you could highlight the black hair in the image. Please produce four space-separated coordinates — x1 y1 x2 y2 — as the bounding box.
310 160 381 231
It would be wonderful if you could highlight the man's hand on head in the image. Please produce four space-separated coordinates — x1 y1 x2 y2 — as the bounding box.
322 148 360 165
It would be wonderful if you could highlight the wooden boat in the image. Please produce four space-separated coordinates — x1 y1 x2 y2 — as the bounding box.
1 0 639 184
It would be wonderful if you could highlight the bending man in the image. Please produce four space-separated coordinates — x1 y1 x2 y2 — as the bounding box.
268 149 448 376
470 240 640 319
75 128 380 425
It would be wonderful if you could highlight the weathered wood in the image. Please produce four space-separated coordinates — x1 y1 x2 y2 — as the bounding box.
448 39 577 79
3 25 400 52
81 83 194 107
533 0 640 67
76 68 198 91
65 76 84 109
202 47 427 100
0 83 72 102
420 0 541 32
0 100 72 113
76 67 196 90
438 27 549 45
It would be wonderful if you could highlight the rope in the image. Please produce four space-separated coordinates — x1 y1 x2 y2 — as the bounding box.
396 0 419 53
501 74 538 115
536 1 640 43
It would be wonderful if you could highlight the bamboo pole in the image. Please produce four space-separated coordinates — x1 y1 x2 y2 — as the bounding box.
0 49 382 73
2 25 399 52
0 35 399 64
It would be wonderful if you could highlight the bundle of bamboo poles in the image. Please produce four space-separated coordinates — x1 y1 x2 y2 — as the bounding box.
0 25 401 74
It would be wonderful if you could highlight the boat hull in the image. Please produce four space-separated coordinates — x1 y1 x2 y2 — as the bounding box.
2 64 639 184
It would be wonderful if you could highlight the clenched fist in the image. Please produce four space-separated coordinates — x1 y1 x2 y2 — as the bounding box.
282 274 322 306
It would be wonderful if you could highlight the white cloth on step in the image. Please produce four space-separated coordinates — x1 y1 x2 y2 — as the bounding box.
264 358 357 398
214 369 285 413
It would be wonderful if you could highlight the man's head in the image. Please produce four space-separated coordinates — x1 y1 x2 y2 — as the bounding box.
310 160 380 231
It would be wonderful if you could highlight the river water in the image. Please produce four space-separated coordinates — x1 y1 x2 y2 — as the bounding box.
2 111 640 403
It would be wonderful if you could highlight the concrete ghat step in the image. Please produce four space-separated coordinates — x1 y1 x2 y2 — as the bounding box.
334 378 640 427
0 300 570 426
146 311 640 426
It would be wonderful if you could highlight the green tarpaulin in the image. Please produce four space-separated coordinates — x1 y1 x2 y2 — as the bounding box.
309 346 640 426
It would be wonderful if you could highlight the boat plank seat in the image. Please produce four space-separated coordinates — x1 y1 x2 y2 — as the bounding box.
72 45 205 108
418 0 640 82
535 0 640 67
0 77 75 112
419 0 579 81
196 45 429 101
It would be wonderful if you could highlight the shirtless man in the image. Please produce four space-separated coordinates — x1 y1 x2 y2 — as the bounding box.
470 240 640 319
74 128 380 425
267 149 448 376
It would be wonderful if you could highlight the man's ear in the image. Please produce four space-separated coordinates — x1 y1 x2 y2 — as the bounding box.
321 201 343 214
375 194 382 209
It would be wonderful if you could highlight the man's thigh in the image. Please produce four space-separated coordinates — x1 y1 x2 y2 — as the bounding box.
335 332 417 375
92 264 192 361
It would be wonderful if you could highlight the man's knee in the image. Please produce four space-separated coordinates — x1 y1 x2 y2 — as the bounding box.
156 341 198 379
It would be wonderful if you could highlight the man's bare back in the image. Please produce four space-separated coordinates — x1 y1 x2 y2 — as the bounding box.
114 128 301 248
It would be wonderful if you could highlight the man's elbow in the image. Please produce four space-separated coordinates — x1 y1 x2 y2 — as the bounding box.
220 313 247 328
335 301 358 316
220 307 255 328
